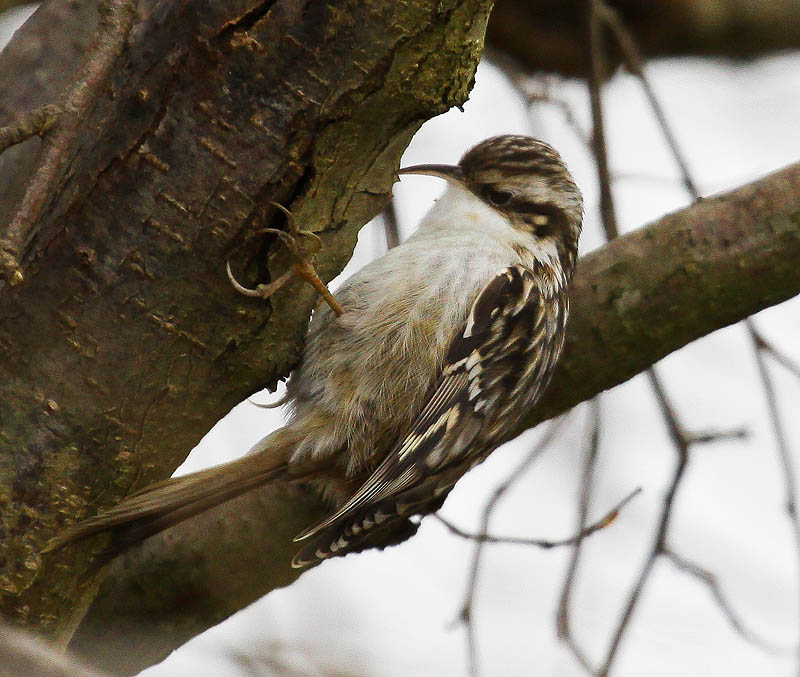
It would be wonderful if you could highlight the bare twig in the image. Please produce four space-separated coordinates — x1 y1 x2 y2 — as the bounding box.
747 319 800 669
585 1 618 241
585 4 695 673
0 0 137 287
452 416 568 677
0 103 62 154
381 201 401 250
753 329 800 381
434 486 641 549
684 427 749 446
556 398 601 674
598 370 691 677
663 547 795 655
595 1 700 199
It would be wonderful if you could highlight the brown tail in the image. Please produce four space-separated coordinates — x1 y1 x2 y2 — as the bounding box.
44 430 295 560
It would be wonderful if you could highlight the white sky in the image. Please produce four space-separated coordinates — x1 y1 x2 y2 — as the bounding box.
4 7 800 677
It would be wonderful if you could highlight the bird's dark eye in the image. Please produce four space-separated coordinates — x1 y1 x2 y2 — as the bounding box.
484 187 513 206
534 224 551 238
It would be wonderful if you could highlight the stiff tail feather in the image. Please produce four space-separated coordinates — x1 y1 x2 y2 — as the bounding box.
44 432 293 560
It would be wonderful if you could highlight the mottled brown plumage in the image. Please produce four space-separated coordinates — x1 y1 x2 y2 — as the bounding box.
46 135 583 569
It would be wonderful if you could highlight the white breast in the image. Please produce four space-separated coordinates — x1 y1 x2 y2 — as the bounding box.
286 184 536 473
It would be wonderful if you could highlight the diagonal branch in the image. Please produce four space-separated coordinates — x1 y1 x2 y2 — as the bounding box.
69 158 800 674
663 548 795 655
0 0 137 287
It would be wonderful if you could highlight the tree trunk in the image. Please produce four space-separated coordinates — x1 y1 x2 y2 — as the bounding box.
0 0 493 642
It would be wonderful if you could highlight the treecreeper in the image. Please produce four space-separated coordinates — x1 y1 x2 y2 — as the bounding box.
47 135 584 568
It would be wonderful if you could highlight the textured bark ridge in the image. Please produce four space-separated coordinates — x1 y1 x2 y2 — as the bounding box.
0 0 493 639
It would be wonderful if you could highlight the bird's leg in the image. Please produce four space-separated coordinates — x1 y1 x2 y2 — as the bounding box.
226 202 344 316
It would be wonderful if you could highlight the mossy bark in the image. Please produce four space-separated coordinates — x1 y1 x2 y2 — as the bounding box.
0 0 493 641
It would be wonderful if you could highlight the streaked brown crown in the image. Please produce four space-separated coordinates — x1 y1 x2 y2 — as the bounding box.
460 135 570 180
458 135 583 276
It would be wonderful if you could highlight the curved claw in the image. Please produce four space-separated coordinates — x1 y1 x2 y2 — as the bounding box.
260 226 297 250
269 201 297 232
227 202 344 316
226 260 263 298
268 203 323 258
247 394 290 409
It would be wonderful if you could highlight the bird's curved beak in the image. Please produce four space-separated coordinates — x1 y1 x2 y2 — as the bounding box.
397 164 464 183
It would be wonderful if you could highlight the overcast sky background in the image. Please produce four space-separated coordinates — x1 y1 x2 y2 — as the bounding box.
4 6 800 676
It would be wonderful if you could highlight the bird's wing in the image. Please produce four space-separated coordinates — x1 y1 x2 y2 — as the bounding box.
295 264 555 544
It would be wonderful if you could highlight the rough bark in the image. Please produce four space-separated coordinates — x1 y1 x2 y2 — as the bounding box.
5 0 800 75
0 0 493 641
67 161 800 675
486 0 800 75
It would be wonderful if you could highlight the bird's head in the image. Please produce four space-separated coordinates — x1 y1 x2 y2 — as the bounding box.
399 135 583 277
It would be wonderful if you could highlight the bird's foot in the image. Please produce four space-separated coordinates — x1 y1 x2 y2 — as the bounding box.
227 202 344 316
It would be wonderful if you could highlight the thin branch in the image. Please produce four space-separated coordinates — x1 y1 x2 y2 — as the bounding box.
684 427 749 446
598 369 691 676
754 329 800 381
585 4 694 673
747 319 800 669
663 547 796 655
0 0 137 287
452 416 568 677
595 1 700 199
556 398 601 674
585 0 619 241
435 487 641 549
0 103 62 154
592 355 691 676
381 201 401 250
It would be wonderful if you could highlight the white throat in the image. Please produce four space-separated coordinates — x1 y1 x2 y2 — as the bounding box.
408 184 562 273
414 184 513 239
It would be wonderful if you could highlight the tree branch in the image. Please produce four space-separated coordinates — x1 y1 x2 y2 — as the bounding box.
68 160 800 673
0 0 137 286
0 620 108 677
487 0 800 76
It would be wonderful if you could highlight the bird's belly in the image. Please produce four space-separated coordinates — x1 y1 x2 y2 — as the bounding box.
285 236 529 479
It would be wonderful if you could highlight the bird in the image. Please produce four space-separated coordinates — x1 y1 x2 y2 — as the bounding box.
46 135 584 568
